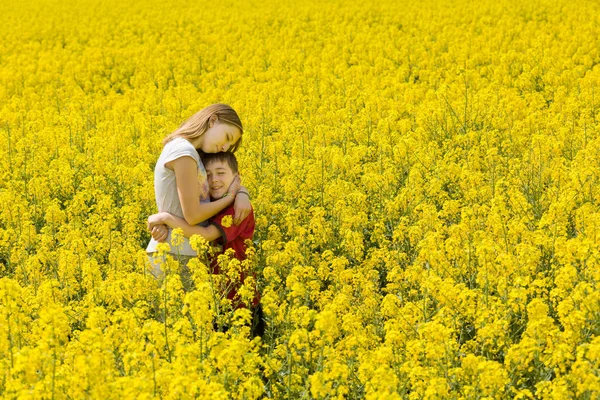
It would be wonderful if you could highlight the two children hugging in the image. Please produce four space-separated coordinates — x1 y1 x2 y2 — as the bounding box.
147 151 263 335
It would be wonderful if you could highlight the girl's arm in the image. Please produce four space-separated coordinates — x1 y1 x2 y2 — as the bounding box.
148 212 221 241
168 157 240 225
233 187 252 226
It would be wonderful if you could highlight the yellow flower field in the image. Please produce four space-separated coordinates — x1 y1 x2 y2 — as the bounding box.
1 0 600 398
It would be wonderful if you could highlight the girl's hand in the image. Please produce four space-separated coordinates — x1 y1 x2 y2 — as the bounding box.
151 224 169 242
226 175 242 197
233 186 251 225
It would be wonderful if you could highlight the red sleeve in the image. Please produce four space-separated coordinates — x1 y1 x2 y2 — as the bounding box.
209 206 255 245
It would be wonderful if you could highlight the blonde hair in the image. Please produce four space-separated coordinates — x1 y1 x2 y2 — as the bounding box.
163 103 243 153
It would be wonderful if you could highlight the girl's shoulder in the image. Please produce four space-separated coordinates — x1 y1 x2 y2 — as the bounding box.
165 136 194 149
161 137 200 165
164 137 198 155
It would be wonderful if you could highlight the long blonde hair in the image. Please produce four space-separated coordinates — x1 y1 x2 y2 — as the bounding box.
163 103 243 152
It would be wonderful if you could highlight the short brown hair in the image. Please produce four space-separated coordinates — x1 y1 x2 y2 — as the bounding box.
200 151 239 174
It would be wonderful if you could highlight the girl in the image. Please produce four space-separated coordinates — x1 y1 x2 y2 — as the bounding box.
146 103 251 284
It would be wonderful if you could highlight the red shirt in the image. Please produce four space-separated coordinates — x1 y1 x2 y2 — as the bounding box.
209 205 259 307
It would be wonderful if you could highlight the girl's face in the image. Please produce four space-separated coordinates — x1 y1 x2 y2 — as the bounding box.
200 120 241 153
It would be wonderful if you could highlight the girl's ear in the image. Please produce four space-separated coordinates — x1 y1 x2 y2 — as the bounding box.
208 114 219 127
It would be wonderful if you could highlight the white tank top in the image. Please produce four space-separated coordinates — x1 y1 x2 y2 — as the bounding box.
146 137 210 256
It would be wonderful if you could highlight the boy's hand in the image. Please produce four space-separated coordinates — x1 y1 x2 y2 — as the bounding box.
147 212 169 230
151 224 169 242
233 185 251 225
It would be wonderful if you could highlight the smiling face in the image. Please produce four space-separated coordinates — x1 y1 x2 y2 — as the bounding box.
199 119 241 154
206 159 237 199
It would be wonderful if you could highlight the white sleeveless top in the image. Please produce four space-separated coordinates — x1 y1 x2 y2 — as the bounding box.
146 137 210 256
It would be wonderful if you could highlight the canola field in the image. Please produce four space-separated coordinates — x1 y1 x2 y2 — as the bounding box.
1 0 600 398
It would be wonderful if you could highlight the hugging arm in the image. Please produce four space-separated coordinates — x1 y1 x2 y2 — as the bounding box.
148 212 222 241
151 224 169 242
169 157 240 225
233 189 251 226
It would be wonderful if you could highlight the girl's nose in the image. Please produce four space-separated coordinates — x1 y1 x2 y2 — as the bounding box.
222 143 230 152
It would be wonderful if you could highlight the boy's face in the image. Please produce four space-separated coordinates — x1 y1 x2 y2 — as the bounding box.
206 160 236 200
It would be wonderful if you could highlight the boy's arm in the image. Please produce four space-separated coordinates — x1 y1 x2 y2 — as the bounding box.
210 206 255 244
148 212 221 241
151 224 169 242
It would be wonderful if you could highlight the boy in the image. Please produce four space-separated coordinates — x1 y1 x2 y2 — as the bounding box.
148 152 262 334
